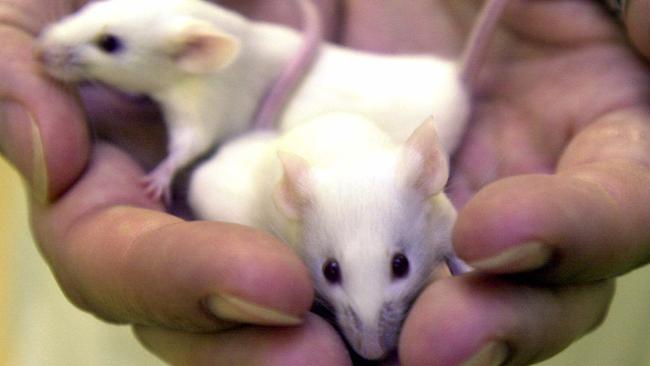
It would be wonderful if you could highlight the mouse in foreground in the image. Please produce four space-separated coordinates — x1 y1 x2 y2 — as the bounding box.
37 0 322 202
190 112 458 360
189 0 507 360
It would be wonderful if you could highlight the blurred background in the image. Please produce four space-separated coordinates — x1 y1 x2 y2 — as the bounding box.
1 155 649 366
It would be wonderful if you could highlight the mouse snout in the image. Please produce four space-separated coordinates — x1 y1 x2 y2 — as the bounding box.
340 306 389 360
356 337 387 360
35 43 71 67
34 41 85 81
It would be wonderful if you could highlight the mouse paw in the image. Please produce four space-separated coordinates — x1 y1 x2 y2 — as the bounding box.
141 170 173 205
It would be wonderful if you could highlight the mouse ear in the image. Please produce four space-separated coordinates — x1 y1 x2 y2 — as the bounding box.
400 116 450 197
165 18 240 74
273 151 313 220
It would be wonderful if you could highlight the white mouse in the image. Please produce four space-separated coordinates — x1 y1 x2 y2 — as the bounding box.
187 0 506 360
276 0 507 150
189 112 457 360
37 0 322 202
37 0 506 203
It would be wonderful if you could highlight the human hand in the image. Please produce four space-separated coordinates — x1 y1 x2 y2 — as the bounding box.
105 1 648 364
0 0 351 364
5 0 649 365
380 1 648 365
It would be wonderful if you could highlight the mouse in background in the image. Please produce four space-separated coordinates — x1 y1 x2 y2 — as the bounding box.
37 0 322 202
275 0 507 154
190 112 457 360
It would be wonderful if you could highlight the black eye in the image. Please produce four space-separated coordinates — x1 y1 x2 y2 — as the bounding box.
322 259 341 284
96 34 123 53
391 253 409 279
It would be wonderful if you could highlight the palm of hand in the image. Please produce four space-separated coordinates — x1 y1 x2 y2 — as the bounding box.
450 2 647 205
2 0 648 365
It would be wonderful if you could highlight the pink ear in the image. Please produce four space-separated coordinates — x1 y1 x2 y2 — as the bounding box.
401 117 450 197
273 151 313 220
166 18 240 74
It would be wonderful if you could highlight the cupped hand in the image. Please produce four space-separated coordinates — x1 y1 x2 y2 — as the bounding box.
3 0 650 365
0 0 350 365
394 1 650 365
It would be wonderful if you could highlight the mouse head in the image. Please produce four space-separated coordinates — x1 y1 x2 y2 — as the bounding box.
37 0 240 93
274 119 456 360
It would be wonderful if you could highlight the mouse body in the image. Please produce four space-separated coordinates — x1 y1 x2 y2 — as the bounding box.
189 112 457 359
187 0 506 359
38 0 322 201
281 50 467 151
37 0 504 202
40 0 505 359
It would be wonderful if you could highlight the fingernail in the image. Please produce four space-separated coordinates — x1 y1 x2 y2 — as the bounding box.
469 242 552 273
205 293 302 326
461 342 509 366
0 100 49 202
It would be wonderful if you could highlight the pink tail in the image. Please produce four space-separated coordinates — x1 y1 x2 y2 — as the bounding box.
458 0 508 86
253 0 323 130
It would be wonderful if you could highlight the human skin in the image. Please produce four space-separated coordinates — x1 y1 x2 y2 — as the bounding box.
1 0 649 365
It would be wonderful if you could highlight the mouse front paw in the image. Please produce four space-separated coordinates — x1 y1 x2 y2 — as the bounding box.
141 166 174 205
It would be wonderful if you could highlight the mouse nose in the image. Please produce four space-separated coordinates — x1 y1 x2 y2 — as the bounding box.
32 41 85 81
341 307 388 360
356 338 387 360
33 41 74 67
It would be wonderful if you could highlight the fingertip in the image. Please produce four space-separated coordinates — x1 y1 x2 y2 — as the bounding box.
400 276 614 366
81 214 313 329
453 175 554 269
454 166 650 283
0 100 48 199
399 278 508 366
134 314 352 366
204 282 308 327
0 87 89 203
0 29 90 201
258 314 352 366
31 142 314 331
467 241 553 273
194 222 315 322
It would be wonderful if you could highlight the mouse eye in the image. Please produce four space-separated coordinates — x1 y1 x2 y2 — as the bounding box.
391 253 409 279
95 34 123 54
322 259 341 284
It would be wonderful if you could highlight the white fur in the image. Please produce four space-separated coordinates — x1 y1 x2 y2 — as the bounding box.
283 52 468 151
189 113 458 359
38 0 309 199
40 1 484 359
38 0 469 200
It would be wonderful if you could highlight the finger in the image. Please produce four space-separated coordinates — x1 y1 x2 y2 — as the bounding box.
400 275 614 366
31 143 313 330
624 0 650 59
454 107 650 283
134 314 352 366
0 3 89 201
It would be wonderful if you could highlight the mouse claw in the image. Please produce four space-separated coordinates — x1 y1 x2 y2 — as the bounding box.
141 159 178 205
140 172 173 205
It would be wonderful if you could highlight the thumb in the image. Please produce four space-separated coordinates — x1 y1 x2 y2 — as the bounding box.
0 2 89 202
